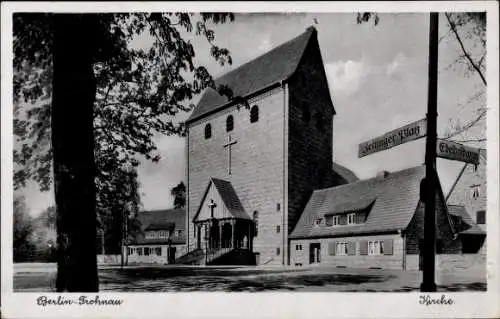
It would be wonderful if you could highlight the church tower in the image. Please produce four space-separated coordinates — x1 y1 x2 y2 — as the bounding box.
185 27 337 266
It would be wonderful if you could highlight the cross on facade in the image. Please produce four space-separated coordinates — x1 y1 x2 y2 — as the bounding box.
222 135 237 175
208 199 217 219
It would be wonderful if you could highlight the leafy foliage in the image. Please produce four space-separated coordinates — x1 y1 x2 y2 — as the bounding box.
170 181 186 209
13 13 234 214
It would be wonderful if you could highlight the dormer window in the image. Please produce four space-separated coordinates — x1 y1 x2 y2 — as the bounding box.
314 218 323 227
347 213 355 225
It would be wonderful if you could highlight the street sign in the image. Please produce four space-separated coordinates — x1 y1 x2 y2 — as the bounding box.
436 139 480 165
358 118 427 158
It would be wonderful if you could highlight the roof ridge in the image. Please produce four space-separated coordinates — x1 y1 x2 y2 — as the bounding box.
211 27 315 84
314 164 425 193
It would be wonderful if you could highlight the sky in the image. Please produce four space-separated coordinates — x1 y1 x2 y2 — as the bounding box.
20 12 487 215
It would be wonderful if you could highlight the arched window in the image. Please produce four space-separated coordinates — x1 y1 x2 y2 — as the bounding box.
302 105 311 123
315 113 324 132
226 115 234 132
250 105 259 123
253 211 259 237
204 123 212 139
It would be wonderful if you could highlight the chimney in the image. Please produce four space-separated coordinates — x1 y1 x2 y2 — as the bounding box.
376 170 390 179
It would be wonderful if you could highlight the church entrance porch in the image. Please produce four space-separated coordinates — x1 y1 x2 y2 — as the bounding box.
196 218 253 252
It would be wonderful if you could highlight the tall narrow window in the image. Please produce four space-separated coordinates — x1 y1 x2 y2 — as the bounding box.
347 213 355 225
253 211 259 237
205 123 212 139
226 115 234 132
250 105 259 123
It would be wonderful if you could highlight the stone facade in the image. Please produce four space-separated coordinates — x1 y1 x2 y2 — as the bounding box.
447 151 487 231
185 29 337 266
187 87 286 266
287 35 336 239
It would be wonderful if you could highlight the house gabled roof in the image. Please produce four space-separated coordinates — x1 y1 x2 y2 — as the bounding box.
187 27 321 123
193 178 250 221
447 205 485 235
130 208 186 245
290 165 428 239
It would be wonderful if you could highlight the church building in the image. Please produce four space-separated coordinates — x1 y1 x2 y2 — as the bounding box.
183 26 353 266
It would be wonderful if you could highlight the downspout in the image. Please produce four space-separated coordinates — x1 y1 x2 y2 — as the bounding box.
281 80 287 266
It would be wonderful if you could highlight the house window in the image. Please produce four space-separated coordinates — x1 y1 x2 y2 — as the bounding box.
155 247 162 256
471 185 480 199
276 247 280 256
477 210 486 225
276 203 280 211
250 105 259 123
347 213 355 225
336 242 348 256
176 230 183 237
226 115 234 132
137 247 143 256
295 244 303 251
368 241 384 255
253 211 259 237
314 218 323 227
276 225 280 233
144 247 150 256
204 123 212 139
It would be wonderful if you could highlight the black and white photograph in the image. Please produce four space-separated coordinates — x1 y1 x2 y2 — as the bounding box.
1 2 499 318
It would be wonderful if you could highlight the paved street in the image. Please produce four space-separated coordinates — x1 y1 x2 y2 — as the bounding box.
13 263 487 292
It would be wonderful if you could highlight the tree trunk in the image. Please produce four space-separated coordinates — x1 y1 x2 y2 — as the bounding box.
52 14 99 292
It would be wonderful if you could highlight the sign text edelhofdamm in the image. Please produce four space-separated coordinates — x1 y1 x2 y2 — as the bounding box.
436 139 481 165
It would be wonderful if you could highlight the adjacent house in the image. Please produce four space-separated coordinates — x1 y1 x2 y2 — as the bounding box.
126 208 187 264
289 165 464 270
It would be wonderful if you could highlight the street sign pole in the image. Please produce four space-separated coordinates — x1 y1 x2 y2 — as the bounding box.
421 12 439 292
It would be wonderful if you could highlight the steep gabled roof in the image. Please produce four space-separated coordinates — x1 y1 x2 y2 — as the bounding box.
447 205 485 235
187 27 318 123
290 165 427 239
193 178 250 221
131 208 186 245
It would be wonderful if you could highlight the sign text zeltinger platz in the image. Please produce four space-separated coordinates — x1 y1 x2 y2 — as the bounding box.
358 119 427 158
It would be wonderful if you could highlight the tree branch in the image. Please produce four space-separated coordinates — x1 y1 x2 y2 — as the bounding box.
451 137 487 143
445 13 487 86
443 109 487 140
